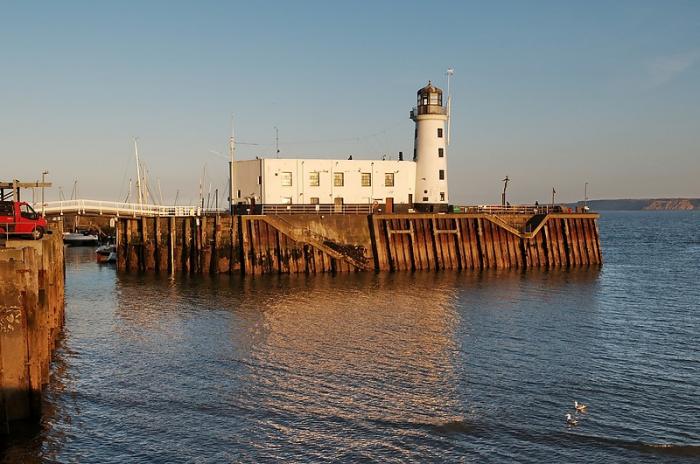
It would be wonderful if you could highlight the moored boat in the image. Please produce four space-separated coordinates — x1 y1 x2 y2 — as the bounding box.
63 231 99 246
95 244 116 263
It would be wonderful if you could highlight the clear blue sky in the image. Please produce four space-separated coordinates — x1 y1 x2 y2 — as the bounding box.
2 0 699 204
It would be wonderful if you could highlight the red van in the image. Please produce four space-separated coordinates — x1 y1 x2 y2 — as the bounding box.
0 201 48 239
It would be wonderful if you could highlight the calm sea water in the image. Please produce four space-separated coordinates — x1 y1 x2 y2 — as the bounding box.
1 211 698 463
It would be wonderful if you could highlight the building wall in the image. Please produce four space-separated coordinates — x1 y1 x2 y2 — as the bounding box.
233 159 263 203
234 159 416 205
414 115 448 204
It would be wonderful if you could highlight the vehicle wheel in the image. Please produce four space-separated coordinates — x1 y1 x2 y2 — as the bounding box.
31 227 44 240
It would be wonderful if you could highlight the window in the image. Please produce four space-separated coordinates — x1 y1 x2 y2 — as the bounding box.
422 197 429 201
440 192 445 201
258 176 262 185
384 173 395 187
20 204 36 219
334 172 344 187
281 197 293 204
439 169 445 180
437 128 443 138
361 172 372 187
438 148 444 158
309 171 320 187
281 172 292 187
237 189 241 198
309 197 320 204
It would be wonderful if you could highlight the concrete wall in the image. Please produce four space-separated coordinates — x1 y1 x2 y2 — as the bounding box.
0 226 64 433
233 159 264 204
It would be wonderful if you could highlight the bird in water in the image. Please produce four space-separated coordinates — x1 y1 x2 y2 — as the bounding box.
565 413 578 426
574 400 588 412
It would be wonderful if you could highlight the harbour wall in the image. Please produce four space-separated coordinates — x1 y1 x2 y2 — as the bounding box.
0 226 65 433
116 213 601 274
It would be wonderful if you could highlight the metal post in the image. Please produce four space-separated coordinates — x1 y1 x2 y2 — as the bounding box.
41 171 49 216
229 115 236 214
446 67 454 146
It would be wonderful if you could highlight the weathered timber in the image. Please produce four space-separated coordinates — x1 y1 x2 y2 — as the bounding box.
116 212 601 275
0 225 65 434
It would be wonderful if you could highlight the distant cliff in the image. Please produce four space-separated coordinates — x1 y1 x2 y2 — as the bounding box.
575 199 699 211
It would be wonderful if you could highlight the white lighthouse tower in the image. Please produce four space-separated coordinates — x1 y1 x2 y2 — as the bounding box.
411 81 449 212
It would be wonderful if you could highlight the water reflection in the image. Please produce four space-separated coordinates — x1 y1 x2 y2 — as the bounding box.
105 267 603 461
18 238 700 464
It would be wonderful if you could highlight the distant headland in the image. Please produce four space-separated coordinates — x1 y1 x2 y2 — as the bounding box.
575 198 699 211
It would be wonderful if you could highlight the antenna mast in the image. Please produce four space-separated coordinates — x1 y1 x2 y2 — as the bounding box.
274 126 280 157
446 67 454 146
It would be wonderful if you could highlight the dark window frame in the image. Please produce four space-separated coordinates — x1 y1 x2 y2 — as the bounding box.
361 172 372 187
384 172 395 187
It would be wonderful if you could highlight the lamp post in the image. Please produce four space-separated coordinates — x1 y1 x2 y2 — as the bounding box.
41 170 49 217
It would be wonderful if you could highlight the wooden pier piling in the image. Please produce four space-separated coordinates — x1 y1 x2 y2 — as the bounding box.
116 212 601 275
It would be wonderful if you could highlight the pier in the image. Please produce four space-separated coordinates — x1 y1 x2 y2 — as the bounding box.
114 208 601 275
0 225 64 433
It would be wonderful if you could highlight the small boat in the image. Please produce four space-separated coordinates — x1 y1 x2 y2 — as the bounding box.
63 231 99 246
96 244 117 263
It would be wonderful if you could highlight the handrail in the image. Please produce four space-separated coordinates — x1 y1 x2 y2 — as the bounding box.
456 204 568 215
260 203 373 215
39 200 211 217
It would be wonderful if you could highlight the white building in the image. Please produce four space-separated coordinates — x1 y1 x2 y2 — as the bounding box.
234 158 415 205
231 82 449 210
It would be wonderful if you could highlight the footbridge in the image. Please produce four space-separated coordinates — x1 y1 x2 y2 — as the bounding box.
41 199 210 218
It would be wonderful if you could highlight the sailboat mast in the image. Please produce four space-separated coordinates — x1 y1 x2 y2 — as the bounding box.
157 178 164 205
134 138 143 206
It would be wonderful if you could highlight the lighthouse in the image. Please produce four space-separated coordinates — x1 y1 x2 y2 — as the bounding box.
411 81 449 211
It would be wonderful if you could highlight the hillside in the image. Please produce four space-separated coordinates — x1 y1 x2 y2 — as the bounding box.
575 199 700 211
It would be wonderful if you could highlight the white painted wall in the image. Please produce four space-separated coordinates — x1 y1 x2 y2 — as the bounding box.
414 114 448 204
233 159 263 203
233 158 416 204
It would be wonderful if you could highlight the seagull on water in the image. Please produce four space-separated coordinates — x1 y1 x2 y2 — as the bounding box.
574 400 588 412
565 413 578 426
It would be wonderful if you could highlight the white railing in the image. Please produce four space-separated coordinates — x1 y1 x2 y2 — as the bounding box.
40 200 210 217
260 203 373 215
